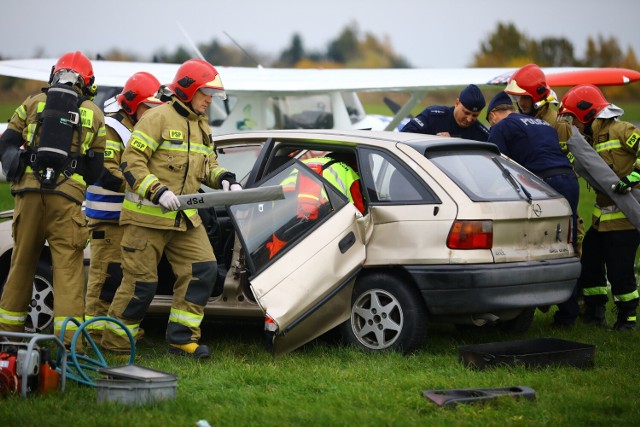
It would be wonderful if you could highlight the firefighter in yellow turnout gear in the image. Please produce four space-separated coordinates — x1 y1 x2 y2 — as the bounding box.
0 52 106 350
84 72 162 340
101 60 241 358
559 84 640 330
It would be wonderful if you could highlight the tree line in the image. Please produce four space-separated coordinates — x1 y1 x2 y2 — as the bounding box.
1 21 638 100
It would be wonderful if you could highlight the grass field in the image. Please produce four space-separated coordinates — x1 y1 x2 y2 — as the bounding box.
0 312 639 426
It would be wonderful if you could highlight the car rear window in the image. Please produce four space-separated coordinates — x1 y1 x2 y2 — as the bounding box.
427 149 560 202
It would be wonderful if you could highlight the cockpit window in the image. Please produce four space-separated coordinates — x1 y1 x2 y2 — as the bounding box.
268 95 334 129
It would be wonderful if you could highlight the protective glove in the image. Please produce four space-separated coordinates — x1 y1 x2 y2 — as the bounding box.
158 190 181 210
221 179 242 192
612 170 640 194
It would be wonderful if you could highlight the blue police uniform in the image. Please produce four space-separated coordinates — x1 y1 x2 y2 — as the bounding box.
401 84 489 141
488 111 580 325
401 106 489 141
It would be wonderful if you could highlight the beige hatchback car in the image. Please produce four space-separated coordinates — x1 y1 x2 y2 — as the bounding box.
0 130 580 355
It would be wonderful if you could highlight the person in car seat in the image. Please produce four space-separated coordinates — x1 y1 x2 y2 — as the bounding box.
265 154 365 259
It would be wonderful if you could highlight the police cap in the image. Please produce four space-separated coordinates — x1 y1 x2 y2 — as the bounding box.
486 91 513 121
459 84 486 112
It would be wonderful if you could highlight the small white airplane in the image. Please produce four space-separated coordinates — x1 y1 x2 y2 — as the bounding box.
1 58 639 182
1 58 639 135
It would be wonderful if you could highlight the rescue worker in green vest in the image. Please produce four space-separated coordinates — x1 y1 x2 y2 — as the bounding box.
84 72 162 340
558 84 640 330
101 59 241 358
265 155 364 258
0 52 106 350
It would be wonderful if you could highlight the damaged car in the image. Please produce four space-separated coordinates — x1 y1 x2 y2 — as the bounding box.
0 130 580 354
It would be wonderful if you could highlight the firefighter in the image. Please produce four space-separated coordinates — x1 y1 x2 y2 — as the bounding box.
101 59 241 358
401 84 489 141
84 72 162 340
0 52 106 350
558 84 640 330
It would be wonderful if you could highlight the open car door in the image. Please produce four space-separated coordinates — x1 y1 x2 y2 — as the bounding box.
228 161 367 355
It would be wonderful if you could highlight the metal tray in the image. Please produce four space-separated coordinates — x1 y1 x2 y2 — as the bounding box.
458 337 595 369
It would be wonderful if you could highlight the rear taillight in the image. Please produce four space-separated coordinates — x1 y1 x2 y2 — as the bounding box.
447 220 493 249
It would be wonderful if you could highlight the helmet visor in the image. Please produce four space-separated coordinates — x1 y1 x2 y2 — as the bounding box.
199 87 227 100
53 69 84 88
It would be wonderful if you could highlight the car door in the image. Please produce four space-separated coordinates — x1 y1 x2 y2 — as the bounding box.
228 160 368 355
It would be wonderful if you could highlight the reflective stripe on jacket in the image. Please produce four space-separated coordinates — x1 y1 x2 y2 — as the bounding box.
120 98 229 230
590 118 640 231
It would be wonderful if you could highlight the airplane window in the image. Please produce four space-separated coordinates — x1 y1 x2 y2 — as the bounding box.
209 95 236 127
268 95 334 129
341 92 366 124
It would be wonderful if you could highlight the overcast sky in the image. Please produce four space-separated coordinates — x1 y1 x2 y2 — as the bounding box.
1 0 638 68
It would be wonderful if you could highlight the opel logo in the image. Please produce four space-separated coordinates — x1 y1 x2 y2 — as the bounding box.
532 203 542 217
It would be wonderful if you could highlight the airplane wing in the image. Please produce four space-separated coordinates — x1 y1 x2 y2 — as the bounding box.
0 58 638 93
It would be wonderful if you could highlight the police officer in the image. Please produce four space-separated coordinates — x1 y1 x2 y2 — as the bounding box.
101 59 241 358
0 52 106 349
401 84 489 141
558 84 640 330
84 72 162 340
487 91 581 327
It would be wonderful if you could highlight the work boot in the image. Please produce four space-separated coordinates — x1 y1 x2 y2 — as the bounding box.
582 304 607 327
612 308 636 331
168 342 212 359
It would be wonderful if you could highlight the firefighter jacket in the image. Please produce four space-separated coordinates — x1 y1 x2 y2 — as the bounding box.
120 97 232 230
5 91 106 204
86 111 133 226
588 118 640 232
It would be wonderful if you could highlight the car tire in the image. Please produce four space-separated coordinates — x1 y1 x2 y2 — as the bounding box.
340 273 428 354
497 307 535 334
24 260 55 334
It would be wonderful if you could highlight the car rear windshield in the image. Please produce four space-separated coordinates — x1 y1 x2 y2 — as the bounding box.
427 149 560 202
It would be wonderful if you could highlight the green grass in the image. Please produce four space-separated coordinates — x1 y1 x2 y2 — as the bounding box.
0 312 639 426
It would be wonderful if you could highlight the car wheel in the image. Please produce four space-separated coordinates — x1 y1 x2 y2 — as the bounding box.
24 261 54 334
340 273 428 354
497 307 535 334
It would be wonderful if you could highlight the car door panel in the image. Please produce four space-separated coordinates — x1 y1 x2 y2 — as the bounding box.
228 162 367 354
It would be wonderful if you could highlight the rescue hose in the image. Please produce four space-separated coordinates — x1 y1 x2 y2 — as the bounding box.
57 316 135 387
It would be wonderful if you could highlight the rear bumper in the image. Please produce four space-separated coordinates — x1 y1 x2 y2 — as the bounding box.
405 257 581 315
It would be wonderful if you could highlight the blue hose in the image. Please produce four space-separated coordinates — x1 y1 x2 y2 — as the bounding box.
58 316 136 387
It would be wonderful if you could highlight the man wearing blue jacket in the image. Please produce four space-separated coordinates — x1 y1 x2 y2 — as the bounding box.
401 84 489 141
487 91 580 327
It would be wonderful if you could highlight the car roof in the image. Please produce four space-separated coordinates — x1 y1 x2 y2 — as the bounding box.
214 129 500 155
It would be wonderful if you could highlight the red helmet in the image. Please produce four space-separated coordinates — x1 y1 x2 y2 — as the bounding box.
168 59 225 102
52 51 94 87
117 72 162 115
558 84 610 123
505 63 550 103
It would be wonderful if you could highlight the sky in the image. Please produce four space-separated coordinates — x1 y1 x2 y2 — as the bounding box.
1 0 638 69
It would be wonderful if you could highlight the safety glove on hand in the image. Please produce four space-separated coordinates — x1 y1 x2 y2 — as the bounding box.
221 179 243 191
613 170 640 194
158 190 181 210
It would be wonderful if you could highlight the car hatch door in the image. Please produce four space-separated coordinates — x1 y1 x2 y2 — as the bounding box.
228 161 367 355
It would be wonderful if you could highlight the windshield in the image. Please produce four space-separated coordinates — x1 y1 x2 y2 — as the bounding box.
428 150 559 202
